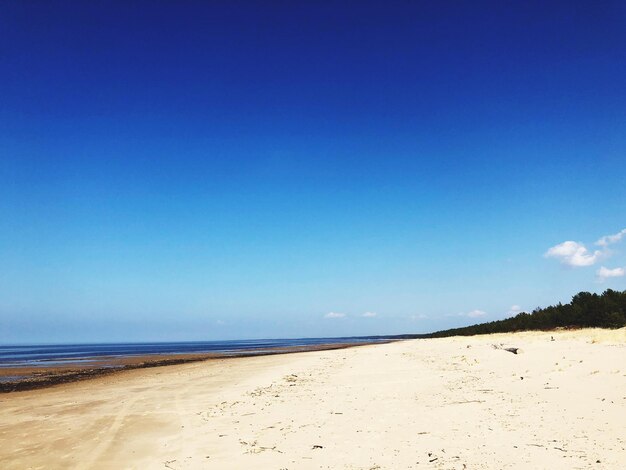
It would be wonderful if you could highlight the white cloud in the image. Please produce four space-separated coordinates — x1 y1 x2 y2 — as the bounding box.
216 320 225 325
444 310 487 318
596 266 625 281
448 310 487 318
544 240 603 267
507 305 523 315
595 228 626 247
466 309 487 318
362 312 377 318
324 312 346 319
410 314 428 321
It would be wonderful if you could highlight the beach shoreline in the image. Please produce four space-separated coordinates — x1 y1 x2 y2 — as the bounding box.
1 328 624 469
0 341 389 393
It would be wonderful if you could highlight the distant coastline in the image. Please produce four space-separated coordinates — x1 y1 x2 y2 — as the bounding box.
4 288 625 392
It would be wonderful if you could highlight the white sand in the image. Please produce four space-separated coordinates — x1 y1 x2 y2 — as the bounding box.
1 328 625 469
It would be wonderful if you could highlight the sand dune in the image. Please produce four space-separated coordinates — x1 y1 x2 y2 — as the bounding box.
1 328 624 469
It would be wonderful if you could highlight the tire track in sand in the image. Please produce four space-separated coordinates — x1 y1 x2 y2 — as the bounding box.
73 396 138 470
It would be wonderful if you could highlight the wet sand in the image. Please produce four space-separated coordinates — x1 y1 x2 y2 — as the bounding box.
1 328 624 469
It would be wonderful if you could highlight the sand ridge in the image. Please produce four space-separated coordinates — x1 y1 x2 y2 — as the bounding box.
0 328 624 469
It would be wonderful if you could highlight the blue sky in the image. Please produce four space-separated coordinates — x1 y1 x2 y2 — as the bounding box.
1 1 625 343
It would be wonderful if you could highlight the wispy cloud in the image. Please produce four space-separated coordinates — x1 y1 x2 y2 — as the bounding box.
410 314 428 321
448 310 487 318
596 266 625 281
507 305 523 315
466 309 487 318
324 312 346 319
595 228 626 247
362 311 377 318
544 240 603 267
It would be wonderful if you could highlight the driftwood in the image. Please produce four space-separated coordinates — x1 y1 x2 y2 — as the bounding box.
492 344 522 354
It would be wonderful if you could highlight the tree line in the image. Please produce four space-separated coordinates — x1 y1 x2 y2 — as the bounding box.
414 289 626 339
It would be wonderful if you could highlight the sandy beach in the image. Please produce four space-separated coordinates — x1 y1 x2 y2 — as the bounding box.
1 328 624 469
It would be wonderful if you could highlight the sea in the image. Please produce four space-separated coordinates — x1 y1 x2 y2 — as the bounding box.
0 336 392 371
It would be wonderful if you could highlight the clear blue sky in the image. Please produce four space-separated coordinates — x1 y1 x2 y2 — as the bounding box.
1 1 625 343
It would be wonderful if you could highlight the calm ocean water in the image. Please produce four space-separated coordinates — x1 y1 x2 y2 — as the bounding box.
0 336 391 369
